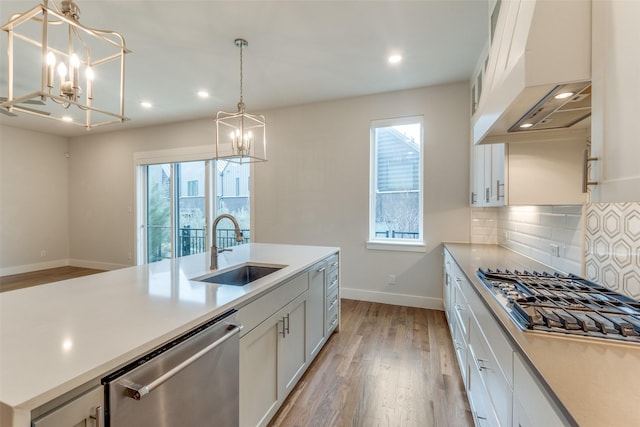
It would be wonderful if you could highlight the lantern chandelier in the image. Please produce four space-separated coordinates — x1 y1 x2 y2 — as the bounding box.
0 0 130 129
215 38 267 163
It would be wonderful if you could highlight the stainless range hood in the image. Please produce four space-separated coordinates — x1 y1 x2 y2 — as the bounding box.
509 82 591 133
473 0 591 144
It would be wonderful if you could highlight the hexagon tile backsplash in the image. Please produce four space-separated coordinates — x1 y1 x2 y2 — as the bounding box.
585 202 640 299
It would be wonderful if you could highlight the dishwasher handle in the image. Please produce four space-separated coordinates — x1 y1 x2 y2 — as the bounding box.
123 322 242 400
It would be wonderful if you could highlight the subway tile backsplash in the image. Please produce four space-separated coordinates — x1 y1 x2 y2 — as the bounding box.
471 202 640 300
471 205 584 276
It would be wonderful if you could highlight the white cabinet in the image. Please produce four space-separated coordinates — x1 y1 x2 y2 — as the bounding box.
512 354 566 427
325 254 339 335
471 143 505 207
238 252 339 427
31 386 103 427
239 308 280 427
277 293 308 399
507 139 587 205
240 290 307 427
307 260 327 360
590 0 640 202
444 249 571 427
472 0 590 144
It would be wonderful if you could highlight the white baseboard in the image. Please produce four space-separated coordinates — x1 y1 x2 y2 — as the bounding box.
0 258 130 276
340 287 444 311
0 259 69 276
68 259 130 271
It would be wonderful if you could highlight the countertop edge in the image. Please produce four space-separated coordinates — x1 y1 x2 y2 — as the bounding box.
444 243 581 427
0 243 340 422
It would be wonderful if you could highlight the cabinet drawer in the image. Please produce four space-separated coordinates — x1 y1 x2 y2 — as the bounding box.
326 254 339 273
453 276 469 338
326 305 339 334
237 273 308 337
468 343 501 427
452 317 468 387
465 281 513 386
33 386 103 427
326 269 339 295
326 286 339 313
470 313 513 427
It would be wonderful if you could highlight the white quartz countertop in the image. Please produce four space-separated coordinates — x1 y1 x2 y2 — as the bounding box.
445 243 640 427
0 243 338 426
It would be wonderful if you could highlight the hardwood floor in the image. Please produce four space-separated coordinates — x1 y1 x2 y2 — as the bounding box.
0 266 105 292
269 299 473 427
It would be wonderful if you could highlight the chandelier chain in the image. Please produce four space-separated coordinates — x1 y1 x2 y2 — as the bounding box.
239 41 244 105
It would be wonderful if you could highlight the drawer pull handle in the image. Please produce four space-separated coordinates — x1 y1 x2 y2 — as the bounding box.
285 313 290 335
316 267 326 273
90 405 104 427
477 358 490 371
279 318 286 338
331 262 338 267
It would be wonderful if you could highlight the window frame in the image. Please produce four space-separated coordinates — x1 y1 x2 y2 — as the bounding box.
368 115 425 252
133 146 253 265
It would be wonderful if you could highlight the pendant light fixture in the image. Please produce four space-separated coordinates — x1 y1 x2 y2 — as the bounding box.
0 0 130 129
215 38 267 163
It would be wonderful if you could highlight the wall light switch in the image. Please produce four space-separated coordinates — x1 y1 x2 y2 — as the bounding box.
550 244 560 257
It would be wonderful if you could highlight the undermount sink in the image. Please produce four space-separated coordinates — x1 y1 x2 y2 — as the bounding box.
194 263 285 286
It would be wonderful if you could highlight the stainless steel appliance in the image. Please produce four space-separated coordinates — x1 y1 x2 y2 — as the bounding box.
477 269 640 343
103 309 241 426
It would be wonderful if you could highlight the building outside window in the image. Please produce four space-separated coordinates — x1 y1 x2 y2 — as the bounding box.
369 116 424 245
142 159 250 263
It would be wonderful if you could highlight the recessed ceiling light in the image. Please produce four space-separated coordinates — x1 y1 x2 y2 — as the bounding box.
388 54 402 64
197 90 209 98
140 101 152 108
554 91 575 100
62 116 73 122
519 123 534 128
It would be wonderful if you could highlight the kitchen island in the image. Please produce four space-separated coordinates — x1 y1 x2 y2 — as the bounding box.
445 243 640 427
0 243 339 427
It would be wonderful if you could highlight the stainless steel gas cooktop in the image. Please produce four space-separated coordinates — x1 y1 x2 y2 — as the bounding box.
477 268 640 344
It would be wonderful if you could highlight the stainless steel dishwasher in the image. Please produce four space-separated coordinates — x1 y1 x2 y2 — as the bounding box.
103 309 241 426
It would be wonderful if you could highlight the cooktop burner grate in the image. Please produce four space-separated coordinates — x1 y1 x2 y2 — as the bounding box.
477 268 640 343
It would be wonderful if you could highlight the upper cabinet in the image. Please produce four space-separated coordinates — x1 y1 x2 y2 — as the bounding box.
590 0 640 203
472 0 592 145
471 143 506 207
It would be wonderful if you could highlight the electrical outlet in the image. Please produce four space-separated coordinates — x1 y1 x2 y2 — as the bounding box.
504 231 509 241
40 250 47 257
550 244 560 257
388 274 396 285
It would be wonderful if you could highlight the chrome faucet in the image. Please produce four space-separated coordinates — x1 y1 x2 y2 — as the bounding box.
210 214 243 270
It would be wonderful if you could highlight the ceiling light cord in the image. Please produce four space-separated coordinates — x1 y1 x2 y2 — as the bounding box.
236 38 247 113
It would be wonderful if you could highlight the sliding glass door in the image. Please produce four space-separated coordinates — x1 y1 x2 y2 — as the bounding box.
141 159 250 264
145 161 208 263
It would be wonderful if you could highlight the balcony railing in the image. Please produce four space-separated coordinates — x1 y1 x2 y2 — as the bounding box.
375 230 419 239
147 226 250 261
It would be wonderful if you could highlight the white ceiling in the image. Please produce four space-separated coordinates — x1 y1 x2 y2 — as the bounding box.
0 0 489 137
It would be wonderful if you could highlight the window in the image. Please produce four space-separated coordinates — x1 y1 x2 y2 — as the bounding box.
187 180 198 197
369 116 424 248
139 157 250 264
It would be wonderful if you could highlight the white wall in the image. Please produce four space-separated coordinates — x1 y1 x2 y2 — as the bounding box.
254 84 471 308
3 84 471 309
0 126 70 275
68 119 215 269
